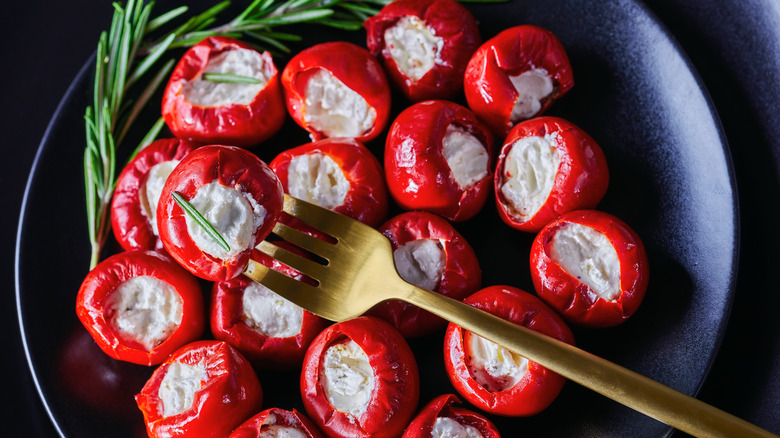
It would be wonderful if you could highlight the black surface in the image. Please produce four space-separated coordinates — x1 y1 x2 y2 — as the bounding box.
4 1 779 437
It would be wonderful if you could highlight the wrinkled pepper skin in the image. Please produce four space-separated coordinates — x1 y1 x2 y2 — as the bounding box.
162 36 286 147
530 210 650 328
136 340 263 438
443 286 575 417
75 250 204 366
402 394 500 438
229 408 324 438
364 0 481 102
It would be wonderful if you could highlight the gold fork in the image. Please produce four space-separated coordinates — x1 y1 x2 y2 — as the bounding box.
243 194 775 438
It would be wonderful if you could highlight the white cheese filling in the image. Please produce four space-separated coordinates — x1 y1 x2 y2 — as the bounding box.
140 159 180 236
303 69 377 138
183 48 269 107
431 417 484 438
466 333 528 392
550 222 621 301
184 181 266 260
158 360 205 417
500 133 561 222
442 125 489 190
509 68 554 122
393 238 445 291
258 413 308 438
287 152 350 210
242 281 304 338
383 15 444 81
322 339 375 417
104 275 183 352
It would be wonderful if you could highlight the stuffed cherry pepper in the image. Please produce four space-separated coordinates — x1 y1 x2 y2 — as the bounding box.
494 117 608 233
402 394 500 438
162 36 285 147
76 250 204 366
211 246 328 369
443 285 575 417
270 137 389 227
369 211 481 337
530 210 649 328
136 340 263 438
301 316 419 438
229 408 324 438
111 138 199 251
385 100 493 222
281 41 391 143
364 0 481 102
158 145 283 281
465 25 574 136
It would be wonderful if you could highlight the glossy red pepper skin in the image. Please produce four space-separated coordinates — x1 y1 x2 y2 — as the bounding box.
494 116 609 233
75 250 205 366
229 408 325 438
464 25 574 136
530 210 649 328
443 286 575 416
162 36 285 147
364 0 481 102
369 211 481 337
157 145 283 282
301 316 419 438
281 41 391 143
211 247 328 369
384 100 494 222
402 394 500 438
111 138 199 252
270 138 389 227
136 340 263 438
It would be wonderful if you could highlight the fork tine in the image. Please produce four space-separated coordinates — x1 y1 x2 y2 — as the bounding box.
271 220 335 258
282 194 355 238
256 240 325 280
244 258 324 304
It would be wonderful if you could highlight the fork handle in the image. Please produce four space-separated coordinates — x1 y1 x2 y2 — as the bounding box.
400 286 776 438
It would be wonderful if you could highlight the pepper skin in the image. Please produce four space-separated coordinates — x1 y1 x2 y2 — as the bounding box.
301 316 419 438
229 408 324 438
270 137 389 228
281 41 391 143
464 25 574 136
443 286 575 417
111 138 199 252
369 211 481 337
75 250 205 366
384 100 494 222
401 394 500 438
494 116 609 233
157 145 283 282
530 210 650 328
136 340 263 438
211 247 328 369
162 36 285 147
364 0 481 102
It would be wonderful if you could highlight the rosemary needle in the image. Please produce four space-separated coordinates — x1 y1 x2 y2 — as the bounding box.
202 72 263 84
172 192 231 252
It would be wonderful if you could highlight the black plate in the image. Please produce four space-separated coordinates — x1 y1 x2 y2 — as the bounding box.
16 0 737 437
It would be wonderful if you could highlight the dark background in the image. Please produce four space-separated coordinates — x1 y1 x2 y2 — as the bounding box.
2 0 778 436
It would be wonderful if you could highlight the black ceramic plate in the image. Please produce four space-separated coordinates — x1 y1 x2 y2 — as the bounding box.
16 0 737 437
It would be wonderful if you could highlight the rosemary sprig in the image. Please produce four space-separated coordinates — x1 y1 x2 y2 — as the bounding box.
172 192 231 252
202 72 263 84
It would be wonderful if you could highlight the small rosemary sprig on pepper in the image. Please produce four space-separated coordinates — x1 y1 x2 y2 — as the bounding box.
172 192 231 252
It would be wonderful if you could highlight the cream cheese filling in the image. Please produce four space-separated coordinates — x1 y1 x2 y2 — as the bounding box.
158 360 205 417
383 15 444 81
303 69 377 138
393 238 445 291
442 124 489 190
500 132 560 222
242 281 304 338
183 48 269 107
287 152 350 210
140 159 180 236
466 333 528 392
509 68 554 122
322 339 375 417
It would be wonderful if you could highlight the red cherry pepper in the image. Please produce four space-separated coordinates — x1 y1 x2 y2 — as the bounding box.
270 137 389 228
75 250 205 366
369 211 481 337
111 138 199 252
301 316 419 438
402 394 500 438
162 36 285 147
281 41 391 143
229 408 324 438
364 0 481 102
530 210 649 328
494 116 609 232
136 340 263 438
157 145 283 282
465 25 574 136
443 285 575 416
385 100 494 222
